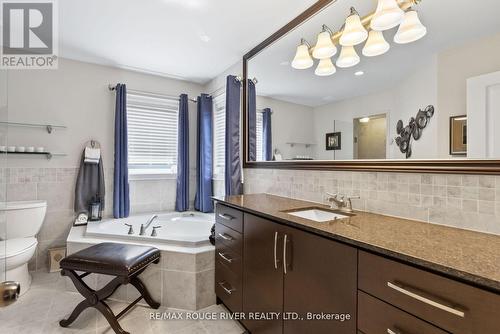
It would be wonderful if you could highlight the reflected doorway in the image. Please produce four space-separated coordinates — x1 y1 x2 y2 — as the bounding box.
353 114 387 159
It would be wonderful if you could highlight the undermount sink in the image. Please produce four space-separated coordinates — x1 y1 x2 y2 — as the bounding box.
286 208 349 222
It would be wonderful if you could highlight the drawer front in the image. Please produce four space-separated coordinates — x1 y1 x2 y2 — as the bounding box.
215 259 242 313
358 290 448 334
359 251 500 334
215 241 242 276
215 204 243 233
215 222 243 255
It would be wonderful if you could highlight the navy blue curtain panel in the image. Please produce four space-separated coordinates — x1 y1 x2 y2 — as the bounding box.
225 75 243 196
113 83 130 218
175 94 190 211
262 108 273 161
247 79 257 161
194 94 214 212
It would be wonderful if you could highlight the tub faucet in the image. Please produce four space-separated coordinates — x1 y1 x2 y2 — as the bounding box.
140 215 158 236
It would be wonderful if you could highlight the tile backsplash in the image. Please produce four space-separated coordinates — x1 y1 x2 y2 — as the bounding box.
1 167 195 271
244 169 500 236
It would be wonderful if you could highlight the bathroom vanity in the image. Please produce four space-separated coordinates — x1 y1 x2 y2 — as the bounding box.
214 194 500 334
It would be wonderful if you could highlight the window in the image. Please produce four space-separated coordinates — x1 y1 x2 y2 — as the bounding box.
127 91 179 176
256 111 264 161
213 93 226 179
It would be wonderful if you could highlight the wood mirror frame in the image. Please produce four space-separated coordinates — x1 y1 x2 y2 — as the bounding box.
242 0 500 175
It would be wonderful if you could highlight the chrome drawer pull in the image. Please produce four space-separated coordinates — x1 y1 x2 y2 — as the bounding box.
273 232 278 269
283 234 288 275
218 213 235 221
387 329 403 334
218 252 233 263
218 281 235 295
217 233 234 241
387 281 466 318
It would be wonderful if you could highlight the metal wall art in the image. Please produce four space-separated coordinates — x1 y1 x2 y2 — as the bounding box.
395 105 435 158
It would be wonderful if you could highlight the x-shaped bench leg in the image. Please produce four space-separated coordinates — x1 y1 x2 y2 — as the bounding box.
60 269 129 334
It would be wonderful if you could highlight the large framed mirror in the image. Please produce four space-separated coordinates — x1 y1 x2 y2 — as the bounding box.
242 0 500 174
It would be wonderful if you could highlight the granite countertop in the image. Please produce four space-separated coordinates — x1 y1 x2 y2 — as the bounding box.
214 193 500 293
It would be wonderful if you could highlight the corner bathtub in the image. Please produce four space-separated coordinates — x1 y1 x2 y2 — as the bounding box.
85 211 214 248
66 211 217 311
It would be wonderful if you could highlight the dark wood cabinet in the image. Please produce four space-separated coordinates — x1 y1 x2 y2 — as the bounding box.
242 213 357 334
282 223 357 334
214 201 500 334
358 251 500 334
358 291 449 334
242 213 284 334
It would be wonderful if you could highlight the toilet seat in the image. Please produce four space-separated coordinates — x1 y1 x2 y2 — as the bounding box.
0 237 37 259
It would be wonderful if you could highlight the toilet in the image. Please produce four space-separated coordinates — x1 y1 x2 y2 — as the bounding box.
0 200 47 295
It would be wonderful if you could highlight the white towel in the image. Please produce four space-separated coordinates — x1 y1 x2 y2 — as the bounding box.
84 147 101 164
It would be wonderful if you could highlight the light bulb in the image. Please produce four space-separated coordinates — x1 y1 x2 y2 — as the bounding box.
315 58 336 76
313 28 337 59
336 46 360 68
340 8 368 46
362 30 390 57
291 41 313 69
394 10 427 44
371 0 404 31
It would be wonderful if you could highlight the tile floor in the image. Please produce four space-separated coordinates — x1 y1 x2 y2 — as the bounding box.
0 272 246 334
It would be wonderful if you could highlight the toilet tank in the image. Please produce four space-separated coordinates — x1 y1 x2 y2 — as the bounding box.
0 201 47 239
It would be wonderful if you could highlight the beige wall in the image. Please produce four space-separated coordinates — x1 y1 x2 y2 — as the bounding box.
437 32 500 157
355 117 387 159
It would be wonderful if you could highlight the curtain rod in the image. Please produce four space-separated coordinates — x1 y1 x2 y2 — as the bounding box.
108 84 197 103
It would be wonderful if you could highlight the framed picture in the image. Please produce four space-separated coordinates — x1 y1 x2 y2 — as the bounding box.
449 115 467 156
326 132 341 151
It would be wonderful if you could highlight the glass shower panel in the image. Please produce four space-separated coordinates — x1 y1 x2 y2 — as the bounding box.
0 69 8 293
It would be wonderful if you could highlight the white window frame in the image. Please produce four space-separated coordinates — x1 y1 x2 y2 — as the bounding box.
256 110 264 162
213 93 226 180
126 90 179 179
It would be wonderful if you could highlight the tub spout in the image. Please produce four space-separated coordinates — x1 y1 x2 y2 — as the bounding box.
140 215 158 236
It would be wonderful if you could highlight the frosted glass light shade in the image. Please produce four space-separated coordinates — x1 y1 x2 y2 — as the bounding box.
394 10 427 44
313 31 337 59
362 30 390 57
292 43 313 69
340 12 368 46
371 0 404 31
315 58 336 76
336 46 360 68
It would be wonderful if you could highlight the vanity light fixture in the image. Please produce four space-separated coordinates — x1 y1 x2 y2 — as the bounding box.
313 25 337 59
394 9 427 44
292 39 314 69
315 58 337 76
359 117 370 123
339 7 368 46
336 46 360 68
371 0 405 31
290 0 426 74
362 30 390 57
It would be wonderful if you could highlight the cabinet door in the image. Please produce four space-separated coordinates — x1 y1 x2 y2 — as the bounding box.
243 213 284 334
282 226 357 334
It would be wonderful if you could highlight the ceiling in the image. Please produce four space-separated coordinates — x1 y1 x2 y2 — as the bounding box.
248 0 500 107
59 0 317 84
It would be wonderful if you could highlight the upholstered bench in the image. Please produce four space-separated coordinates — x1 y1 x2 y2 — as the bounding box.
59 243 161 334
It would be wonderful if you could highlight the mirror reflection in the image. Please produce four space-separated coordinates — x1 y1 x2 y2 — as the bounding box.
247 0 500 162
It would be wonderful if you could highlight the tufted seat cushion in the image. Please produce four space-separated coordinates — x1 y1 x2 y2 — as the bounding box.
60 242 160 277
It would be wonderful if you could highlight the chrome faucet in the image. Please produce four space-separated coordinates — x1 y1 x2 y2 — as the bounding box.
140 215 158 236
326 193 359 213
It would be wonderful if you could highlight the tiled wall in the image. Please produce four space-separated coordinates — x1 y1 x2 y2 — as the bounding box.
2 167 196 271
244 169 500 236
